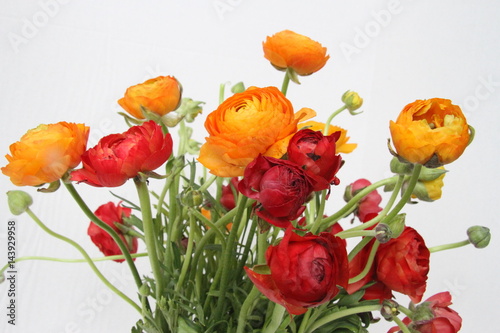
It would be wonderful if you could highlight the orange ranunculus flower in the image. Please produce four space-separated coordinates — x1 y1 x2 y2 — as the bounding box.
389 98 470 167
300 121 357 154
198 86 315 177
118 75 182 119
2 122 89 186
263 30 329 76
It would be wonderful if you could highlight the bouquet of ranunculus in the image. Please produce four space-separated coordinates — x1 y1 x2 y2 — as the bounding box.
1 30 490 333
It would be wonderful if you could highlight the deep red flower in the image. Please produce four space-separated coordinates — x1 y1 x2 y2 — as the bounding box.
245 227 349 315
88 202 138 262
387 292 462 333
376 227 430 303
220 177 240 211
287 129 342 186
238 155 319 228
71 121 173 187
347 178 383 222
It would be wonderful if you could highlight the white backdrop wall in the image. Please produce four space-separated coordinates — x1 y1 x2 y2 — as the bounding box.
1 1 499 332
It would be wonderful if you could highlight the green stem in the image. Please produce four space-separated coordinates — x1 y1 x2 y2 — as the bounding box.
236 286 261 333
348 241 380 284
309 190 328 234
392 315 412 333
428 240 471 253
281 72 291 95
297 309 311 333
134 177 164 300
336 230 376 239
262 304 286 333
398 304 413 318
213 195 249 321
219 83 226 104
24 208 142 314
383 164 422 224
305 304 382 333
323 105 347 134
320 177 397 228
348 236 373 262
175 211 196 293
63 183 145 295
198 174 218 192
0 253 148 275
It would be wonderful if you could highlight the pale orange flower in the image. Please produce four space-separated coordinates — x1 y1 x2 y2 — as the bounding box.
263 30 329 76
2 122 89 186
118 76 182 119
198 86 315 177
300 121 357 154
389 98 470 167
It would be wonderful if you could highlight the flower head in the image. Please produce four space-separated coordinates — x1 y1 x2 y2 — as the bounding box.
376 226 430 303
287 129 342 185
389 98 470 167
198 86 314 177
238 155 322 228
245 227 348 315
118 76 182 119
88 202 138 262
263 30 329 76
2 122 89 186
71 121 173 187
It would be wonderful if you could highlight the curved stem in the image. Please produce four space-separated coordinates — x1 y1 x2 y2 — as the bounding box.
392 315 412 333
336 230 376 239
428 239 471 253
25 208 142 314
321 177 397 228
63 183 144 290
305 304 381 333
262 304 286 333
383 164 422 224
236 286 261 333
348 241 380 284
134 177 164 300
323 105 347 135
0 253 148 275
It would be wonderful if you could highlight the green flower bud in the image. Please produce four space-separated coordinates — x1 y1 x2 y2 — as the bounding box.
231 82 245 94
7 190 33 215
375 223 392 243
380 299 400 320
467 226 491 249
180 189 203 207
341 90 363 113
139 284 150 297
418 166 448 182
411 301 435 322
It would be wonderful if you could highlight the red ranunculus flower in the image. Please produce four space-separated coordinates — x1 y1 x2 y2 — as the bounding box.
88 202 138 262
238 155 320 228
287 129 342 186
347 238 393 302
388 291 462 333
347 178 383 222
244 227 349 315
220 177 240 211
376 227 430 303
71 121 173 187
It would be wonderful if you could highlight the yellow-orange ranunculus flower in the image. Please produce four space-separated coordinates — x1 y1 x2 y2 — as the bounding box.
198 86 315 177
118 76 182 119
389 98 470 167
2 122 89 186
263 30 329 76
300 121 357 154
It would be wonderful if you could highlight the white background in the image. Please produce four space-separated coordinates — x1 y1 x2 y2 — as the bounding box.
1 0 499 332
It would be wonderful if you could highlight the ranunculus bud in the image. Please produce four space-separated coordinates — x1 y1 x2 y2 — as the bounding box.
384 213 406 239
180 189 203 207
467 226 491 249
7 190 33 215
341 90 363 113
